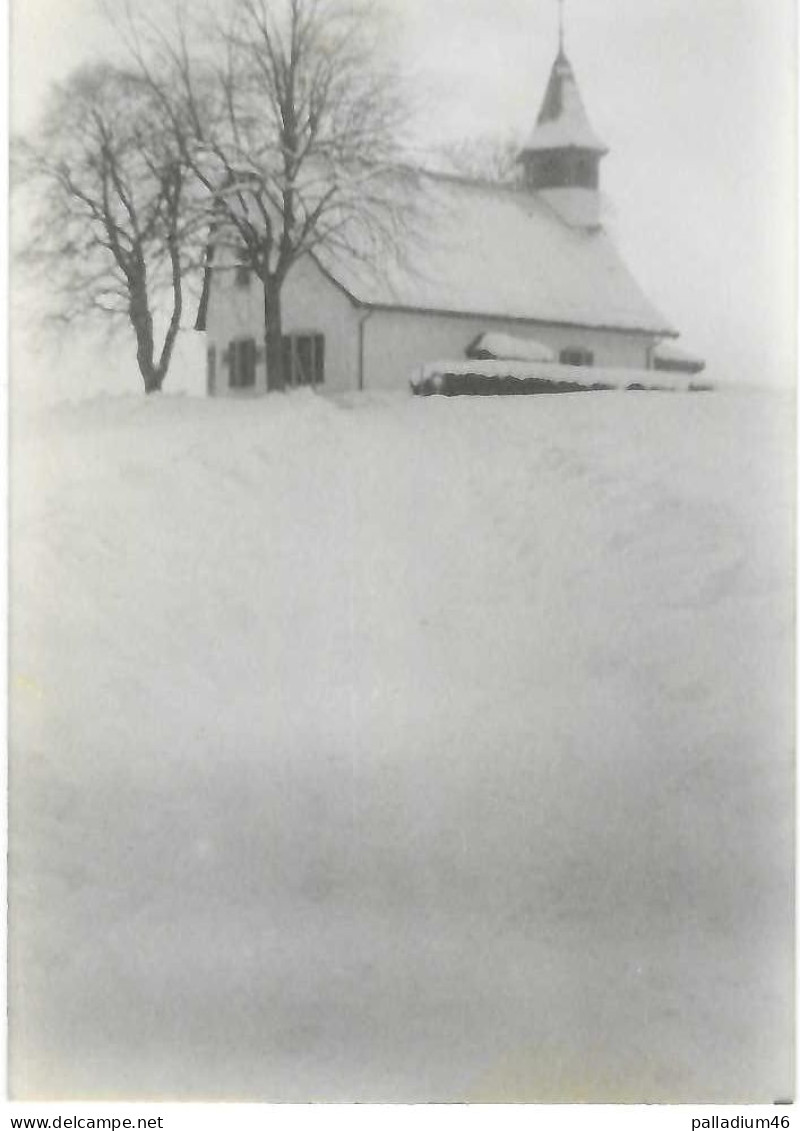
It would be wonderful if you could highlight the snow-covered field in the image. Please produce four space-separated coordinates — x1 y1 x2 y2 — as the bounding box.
9 387 795 1101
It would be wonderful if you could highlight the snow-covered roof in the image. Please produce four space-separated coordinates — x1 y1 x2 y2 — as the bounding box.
522 51 608 155
468 332 556 363
537 187 603 229
654 342 706 370
316 171 676 337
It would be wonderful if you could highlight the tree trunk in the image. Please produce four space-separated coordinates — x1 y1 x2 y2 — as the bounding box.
143 370 164 394
154 238 184 391
130 284 162 394
264 278 285 392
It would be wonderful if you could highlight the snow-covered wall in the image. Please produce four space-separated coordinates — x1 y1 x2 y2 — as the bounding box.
206 251 657 395
361 309 655 391
205 253 360 395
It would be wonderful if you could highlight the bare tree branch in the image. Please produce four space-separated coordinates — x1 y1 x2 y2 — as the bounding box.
124 0 416 390
14 62 204 393
437 132 524 186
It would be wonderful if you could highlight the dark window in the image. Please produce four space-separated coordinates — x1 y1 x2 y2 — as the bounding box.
230 338 256 388
207 346 217 396
281 336 292 382
560 347 594 367
235 263 252 288
282 333 325 386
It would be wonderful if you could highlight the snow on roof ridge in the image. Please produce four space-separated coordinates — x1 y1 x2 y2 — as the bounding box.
412 164 523 194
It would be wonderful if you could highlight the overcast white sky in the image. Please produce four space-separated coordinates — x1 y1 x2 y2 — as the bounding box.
10 0 798 390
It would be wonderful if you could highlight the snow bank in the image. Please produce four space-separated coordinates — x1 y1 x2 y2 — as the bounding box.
9 388 794 1101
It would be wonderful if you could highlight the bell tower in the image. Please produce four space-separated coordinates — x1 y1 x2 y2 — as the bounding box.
518 2 608 197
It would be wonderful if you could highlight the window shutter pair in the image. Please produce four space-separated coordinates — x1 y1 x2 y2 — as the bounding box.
280 333 326 387
227 338 257 388
221 334 325 389
242 339 256 387
222 342 257 365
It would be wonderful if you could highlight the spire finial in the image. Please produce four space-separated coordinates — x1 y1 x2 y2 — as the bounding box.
558 0 565 54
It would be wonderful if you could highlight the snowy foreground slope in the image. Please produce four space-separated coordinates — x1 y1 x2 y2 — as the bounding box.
9 389 794 1101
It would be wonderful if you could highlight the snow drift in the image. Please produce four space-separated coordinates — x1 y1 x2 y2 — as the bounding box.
9 387 794 1101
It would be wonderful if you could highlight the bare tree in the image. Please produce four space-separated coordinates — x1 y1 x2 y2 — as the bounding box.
439 133 523 186
134 0 412 390
15 63 201 393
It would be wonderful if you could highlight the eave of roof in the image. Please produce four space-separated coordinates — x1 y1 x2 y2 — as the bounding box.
312 255 677 338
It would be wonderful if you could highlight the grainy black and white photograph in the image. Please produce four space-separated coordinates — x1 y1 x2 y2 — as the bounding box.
8 0 796 1106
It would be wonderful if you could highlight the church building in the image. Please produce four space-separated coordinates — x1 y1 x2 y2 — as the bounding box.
199 31 701 396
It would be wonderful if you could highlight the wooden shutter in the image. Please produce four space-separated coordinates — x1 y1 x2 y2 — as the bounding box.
297 336 313 386
242 338 256 387
314 334 325 385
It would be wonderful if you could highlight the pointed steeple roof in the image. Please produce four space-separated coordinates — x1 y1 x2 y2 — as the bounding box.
523 49 608 154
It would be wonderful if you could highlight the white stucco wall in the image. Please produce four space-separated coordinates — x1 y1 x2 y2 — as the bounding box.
204 253 360 396
204 248 657 396
361 309 656 391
